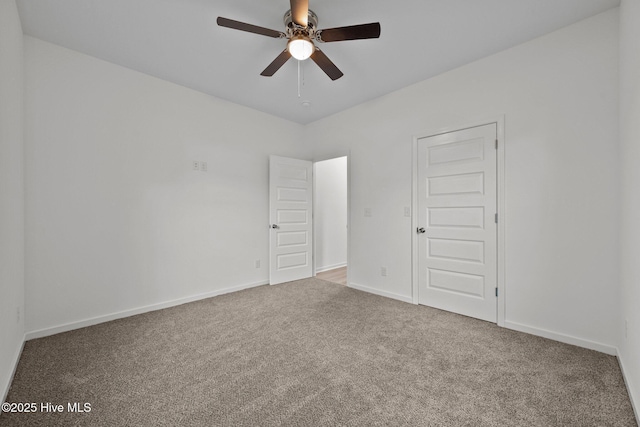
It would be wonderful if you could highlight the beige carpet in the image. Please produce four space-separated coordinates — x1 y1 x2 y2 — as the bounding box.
1 278 636 426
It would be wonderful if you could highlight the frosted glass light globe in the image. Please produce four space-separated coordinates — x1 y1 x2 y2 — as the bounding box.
288 36 314 60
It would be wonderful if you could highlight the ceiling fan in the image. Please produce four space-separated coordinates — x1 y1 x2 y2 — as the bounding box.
217 0 381 81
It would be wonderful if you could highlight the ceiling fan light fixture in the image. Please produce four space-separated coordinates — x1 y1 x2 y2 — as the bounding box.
218 5 380 80
287 35 314 60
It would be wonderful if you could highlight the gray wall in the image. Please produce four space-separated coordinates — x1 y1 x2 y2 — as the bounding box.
0 0 25 401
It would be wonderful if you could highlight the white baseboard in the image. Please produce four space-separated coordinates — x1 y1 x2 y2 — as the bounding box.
349 282 413 304
504 320 617 355
25 280 268 341
2 335 25 404
315 262 347 274
617 348 640 423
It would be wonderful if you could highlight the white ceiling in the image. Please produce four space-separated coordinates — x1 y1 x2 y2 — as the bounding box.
17 0 620 124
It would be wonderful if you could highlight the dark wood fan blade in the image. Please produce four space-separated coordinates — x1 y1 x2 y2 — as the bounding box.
310 49 343 80
260 50 292 76
217 17 285 38
290 0 309 27
318 23 381 42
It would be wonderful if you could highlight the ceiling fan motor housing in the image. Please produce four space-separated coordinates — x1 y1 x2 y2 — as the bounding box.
284 9 318 31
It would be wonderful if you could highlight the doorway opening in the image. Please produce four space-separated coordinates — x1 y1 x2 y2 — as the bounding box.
313 156 348 286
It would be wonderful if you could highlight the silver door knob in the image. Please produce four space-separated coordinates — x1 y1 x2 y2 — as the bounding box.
417 227 426 234
271 224 279 229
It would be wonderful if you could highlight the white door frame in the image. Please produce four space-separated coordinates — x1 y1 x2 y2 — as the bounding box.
312 151 351 288
412 116 506 326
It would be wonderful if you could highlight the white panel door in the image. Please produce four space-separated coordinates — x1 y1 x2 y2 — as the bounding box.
269 155 313 285
417 124 497 322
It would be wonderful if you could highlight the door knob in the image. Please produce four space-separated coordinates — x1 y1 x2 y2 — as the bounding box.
417 227 426 234
271 224 279 229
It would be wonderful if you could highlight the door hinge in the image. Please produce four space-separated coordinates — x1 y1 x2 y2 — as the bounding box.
495 287 498 297
495 139 498 150
495 213 498 224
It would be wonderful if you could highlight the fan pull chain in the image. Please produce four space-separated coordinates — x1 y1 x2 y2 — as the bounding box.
297 60 306 98
297 61 301 98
